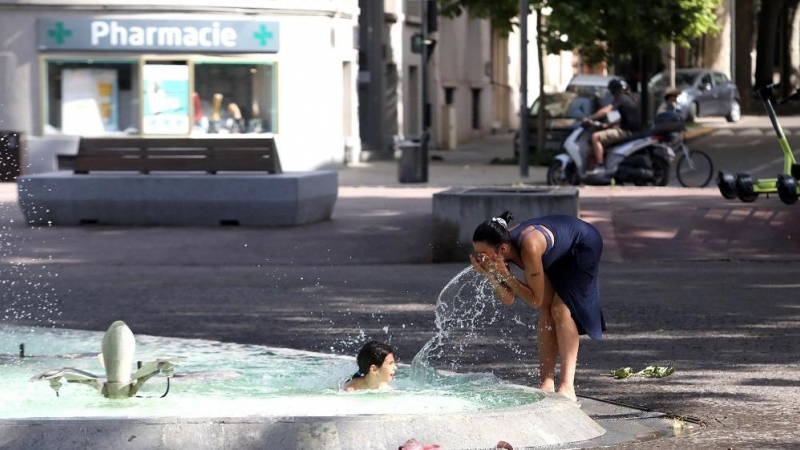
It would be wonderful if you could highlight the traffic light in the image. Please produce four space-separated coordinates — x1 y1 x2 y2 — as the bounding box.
411 33 424 54
411 33 437 59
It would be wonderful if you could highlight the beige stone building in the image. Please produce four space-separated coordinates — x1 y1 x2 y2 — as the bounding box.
359 1 573 157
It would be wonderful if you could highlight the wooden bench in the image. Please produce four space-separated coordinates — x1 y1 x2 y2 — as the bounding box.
72 137 282 175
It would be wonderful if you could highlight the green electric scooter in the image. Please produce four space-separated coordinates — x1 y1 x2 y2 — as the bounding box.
717 84 800 204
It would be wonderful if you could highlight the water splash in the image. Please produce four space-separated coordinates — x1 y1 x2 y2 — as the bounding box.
0 177 62 328
410 266 539 383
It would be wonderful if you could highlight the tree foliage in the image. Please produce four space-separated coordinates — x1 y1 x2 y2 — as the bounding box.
438 0 722 65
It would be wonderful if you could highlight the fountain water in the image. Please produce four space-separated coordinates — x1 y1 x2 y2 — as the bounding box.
0 194 61 328
412 266 540 381
0 268 605 450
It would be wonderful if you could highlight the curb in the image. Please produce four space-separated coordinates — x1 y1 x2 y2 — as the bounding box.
684 127 714 141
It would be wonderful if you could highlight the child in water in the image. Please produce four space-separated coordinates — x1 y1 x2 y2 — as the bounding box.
343 341 397 391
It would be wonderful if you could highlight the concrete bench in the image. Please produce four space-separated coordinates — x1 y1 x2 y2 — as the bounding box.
22 136 80 175
17 137 337 227
432 186 579 262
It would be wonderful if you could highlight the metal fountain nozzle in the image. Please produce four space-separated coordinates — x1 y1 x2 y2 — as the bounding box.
29 320 185 399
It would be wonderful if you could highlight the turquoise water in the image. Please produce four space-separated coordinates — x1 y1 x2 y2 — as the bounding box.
1 324 542 419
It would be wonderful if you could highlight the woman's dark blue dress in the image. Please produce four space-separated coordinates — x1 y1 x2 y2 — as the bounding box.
509 215 606 340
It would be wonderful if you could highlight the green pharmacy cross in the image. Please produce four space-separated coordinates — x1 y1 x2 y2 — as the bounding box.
253 24 274 47
48 22 73 45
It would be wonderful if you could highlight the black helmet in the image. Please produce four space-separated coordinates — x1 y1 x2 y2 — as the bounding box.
608 78 628 94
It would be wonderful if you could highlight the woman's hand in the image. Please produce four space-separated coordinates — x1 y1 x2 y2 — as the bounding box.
469 253 490 276
471 253 510 282
485 253 511 280
472 252 515 306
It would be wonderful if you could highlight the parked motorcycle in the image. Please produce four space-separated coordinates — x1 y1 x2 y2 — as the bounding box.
546 112 679 186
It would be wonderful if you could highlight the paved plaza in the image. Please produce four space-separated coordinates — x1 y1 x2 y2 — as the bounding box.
2 117 800 449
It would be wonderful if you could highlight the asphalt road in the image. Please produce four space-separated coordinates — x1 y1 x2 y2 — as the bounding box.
688 131 800 182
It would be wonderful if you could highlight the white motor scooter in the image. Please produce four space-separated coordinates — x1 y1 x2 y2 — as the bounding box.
546 111 680 186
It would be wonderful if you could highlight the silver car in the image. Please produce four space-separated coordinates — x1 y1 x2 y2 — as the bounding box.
649 69 741 123
565 74 623 107
513 91 602 158
513 74 623 157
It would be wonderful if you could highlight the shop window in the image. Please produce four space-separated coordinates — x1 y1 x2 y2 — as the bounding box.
193 62 277 135
142 61 190 135
44 58 276 137
44 59 139 136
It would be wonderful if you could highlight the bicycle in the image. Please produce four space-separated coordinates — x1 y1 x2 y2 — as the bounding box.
673 138 714 187
653 111 714 187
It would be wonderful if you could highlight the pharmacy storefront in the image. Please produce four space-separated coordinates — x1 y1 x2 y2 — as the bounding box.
0 1 360 171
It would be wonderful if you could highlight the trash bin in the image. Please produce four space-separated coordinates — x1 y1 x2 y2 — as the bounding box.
396 138 426 183
0 131 22 181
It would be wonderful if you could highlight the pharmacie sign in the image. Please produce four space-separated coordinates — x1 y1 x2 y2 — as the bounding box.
37 18 279 53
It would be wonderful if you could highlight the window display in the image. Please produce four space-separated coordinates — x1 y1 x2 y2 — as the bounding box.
142 63 190 135
43 58 276 137
61 68 117 135
45 60 138 136
193 62 276 135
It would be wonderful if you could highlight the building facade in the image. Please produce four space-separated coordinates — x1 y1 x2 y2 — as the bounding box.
0 0 360 171
2 0 579 172
357 1 572 159
357 0 499 157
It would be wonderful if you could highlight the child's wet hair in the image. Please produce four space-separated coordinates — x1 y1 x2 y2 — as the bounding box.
353 341 395 378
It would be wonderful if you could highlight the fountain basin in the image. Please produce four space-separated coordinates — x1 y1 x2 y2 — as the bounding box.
1 398 601 450
0 325 604 449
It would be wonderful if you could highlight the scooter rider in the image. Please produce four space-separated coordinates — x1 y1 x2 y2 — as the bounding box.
582 79 641 174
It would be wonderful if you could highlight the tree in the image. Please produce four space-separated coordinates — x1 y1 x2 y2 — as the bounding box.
783 1 800 97
755 0 784 92
735 0 755 112
439 0 722 68
440 0 722 124
754 0 800 100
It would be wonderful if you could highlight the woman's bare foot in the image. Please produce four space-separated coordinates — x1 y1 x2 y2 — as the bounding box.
540 381 555 392
557 387 577 402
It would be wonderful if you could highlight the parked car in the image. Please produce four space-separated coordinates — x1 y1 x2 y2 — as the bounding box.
514 74 624 157
648 68 741 123
565 74 624 107
513 91 601 158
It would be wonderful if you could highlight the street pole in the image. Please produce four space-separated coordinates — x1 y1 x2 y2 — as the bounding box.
669 42 676 88
639 0 650 127
730 0 735 83
420 0 430 182
536 8 546 161
519 0 530 177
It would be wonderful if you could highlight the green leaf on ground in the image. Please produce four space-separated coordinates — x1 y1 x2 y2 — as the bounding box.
610 365 675 379
610 367 633 379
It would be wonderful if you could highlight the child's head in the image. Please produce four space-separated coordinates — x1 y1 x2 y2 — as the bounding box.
664 88 682 102
343 341 397 391
355 341 396 378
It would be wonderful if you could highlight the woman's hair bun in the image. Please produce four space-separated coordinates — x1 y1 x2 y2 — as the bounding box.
500 211 514 224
